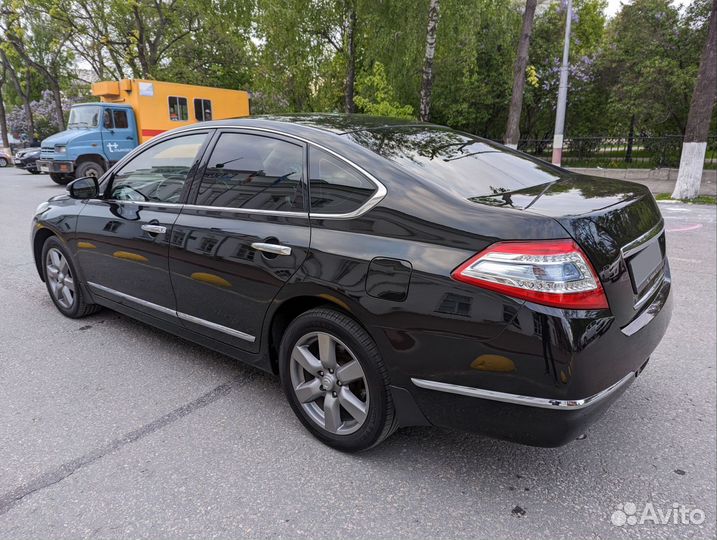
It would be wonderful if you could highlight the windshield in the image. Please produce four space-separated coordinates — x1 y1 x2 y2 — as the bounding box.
68 106 100 129
345 126 563 197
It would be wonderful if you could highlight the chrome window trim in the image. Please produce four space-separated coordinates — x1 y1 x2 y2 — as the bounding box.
104 124 387 220
88 282 255 343
621 220 664 258
411 371 635 410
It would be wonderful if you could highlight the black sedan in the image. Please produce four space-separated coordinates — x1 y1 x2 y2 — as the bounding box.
31 115 672 451
14 147 42 174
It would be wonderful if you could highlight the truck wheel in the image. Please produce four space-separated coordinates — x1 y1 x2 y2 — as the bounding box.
50 173 72 185
76 161 105 179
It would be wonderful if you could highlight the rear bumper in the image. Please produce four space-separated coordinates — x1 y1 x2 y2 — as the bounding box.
37 160 74 174
410 369 639 446
384 267 672 446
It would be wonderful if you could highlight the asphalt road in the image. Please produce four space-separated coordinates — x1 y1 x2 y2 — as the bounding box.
0 166 715 540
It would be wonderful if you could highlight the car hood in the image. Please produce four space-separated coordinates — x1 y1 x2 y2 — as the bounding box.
41 129 96 148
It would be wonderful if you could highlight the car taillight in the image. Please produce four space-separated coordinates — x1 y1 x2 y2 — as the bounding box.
451 239 609 309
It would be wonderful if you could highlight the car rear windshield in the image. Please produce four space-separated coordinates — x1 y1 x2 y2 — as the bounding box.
346 126 562 197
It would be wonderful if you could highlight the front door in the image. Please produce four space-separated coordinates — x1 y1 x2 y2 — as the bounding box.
76 131 211 320
101 108 138 164
169 130 311 351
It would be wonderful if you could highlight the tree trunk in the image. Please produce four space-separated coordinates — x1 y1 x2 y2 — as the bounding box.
50 81 66 131
0 83 9 149
672 0 717 200
3 54 35 140
503 0 538 149
0 63 9 149
419 0 440 122
344 3 357 114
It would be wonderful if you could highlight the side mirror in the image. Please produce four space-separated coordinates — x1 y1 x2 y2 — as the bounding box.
67 176 99 199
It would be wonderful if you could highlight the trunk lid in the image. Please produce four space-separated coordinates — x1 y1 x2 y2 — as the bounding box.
472 174 666 326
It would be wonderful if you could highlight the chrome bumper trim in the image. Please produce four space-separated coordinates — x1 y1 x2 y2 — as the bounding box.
411 372 635 410
88 282 255 343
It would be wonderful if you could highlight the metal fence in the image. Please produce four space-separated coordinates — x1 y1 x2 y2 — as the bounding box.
516 134 717 169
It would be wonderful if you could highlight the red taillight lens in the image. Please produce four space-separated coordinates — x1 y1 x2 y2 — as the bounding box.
451 240 609 310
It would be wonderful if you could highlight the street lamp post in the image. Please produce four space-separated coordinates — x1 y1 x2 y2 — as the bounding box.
551 0 573 166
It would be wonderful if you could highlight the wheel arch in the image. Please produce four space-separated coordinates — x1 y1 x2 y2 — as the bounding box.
33 227 57 281
264 292 374 376
76 153 108 171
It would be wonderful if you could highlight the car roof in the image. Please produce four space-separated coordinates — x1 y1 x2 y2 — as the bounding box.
198 113 430 137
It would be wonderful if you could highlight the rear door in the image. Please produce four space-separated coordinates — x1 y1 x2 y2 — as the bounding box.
168 129 310 351
76 131 211 320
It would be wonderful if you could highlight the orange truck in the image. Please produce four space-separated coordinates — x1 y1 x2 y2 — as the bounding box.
37 79 250 184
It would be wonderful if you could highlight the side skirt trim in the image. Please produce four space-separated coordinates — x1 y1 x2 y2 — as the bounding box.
87 281 256 343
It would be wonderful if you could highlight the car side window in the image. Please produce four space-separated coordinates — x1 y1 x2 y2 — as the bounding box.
109 133 207 203
308 147 376 214
194 132 304 212
103 110 113 129
113 110 129 129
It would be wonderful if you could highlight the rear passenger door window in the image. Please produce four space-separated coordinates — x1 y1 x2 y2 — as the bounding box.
194 132 305 212
308 147 376 214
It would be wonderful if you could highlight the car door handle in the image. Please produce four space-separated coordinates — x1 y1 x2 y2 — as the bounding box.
141 224 167 234
251 242 292 256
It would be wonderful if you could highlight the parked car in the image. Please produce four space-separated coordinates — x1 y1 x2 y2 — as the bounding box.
30 115 672 451
0 150 11 167
14 147 42 174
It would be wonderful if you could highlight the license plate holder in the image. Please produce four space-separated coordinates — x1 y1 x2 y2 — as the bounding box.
628 239 663 293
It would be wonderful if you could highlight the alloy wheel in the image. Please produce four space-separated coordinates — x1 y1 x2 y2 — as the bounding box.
289 331 370 435
45 247 75 309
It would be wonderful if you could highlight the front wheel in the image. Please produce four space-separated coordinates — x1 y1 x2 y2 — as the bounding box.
75 160 105 179
42 236 100 318
279 308 397 452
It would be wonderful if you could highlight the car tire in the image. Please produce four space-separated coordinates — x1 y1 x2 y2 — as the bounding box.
279 307 397 452
75 160 105 179
50 173 72 185
41 236 101 318
0 157 8 167
30 169 41 174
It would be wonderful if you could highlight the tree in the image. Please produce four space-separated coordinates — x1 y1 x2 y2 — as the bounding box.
504 0 537 147
419 0 440 121
1 1 73 131
672 0 716 200
353 61 414 118
0 49 35 139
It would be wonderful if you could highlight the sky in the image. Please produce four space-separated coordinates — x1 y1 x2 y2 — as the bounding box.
605 0 694 17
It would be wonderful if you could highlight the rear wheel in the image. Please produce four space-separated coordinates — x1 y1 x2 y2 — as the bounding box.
0 157 8 167
279 308 397 452
42 236 100 318
50 173 72 185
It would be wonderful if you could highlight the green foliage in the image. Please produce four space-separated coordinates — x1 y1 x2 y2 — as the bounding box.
0 0 714 146
353 62 414 118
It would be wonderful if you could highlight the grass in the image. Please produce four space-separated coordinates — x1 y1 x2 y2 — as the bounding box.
655 193 717 205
